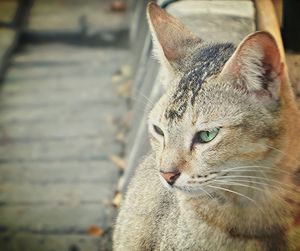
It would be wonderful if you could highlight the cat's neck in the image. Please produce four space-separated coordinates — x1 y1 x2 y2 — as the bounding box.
177 189 288 239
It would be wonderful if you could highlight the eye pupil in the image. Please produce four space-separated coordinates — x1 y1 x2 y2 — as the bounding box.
153 125 164 136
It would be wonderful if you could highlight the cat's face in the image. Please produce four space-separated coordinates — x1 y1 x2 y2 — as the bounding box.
149 70 281 197
147 3 284 203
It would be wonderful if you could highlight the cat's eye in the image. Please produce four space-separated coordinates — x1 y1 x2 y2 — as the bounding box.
194 128 219 144
153 125 164 136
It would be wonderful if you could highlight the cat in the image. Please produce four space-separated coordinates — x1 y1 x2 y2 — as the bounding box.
113 2 300 250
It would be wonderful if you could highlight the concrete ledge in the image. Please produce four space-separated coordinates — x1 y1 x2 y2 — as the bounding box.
168 0 255 43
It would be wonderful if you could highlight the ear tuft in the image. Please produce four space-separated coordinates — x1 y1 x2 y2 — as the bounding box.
221 31 283 101
147 2 201 75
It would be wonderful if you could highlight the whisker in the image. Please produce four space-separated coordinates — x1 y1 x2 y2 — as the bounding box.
265 144 299 164
135 90 154 106
130 100 153 114
214 180 267 193
197 186 214 199
213 180 290 204
216 178 276 189
224 169 279 175
217 175 294 190
206 184 263 212
222 165 291 175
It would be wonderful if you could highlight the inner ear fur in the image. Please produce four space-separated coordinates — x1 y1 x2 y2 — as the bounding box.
147 2 201 74
221 31 283 99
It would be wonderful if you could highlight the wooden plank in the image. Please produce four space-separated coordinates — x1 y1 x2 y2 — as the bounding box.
0 204 115 232
0 138 121 162
0 182 116 204
0 161 118 184
0 233 107 251
28 0 127 31
0 119 117 141
272 0 283 26
11 45 128 62
0 82 120 107
0 102 123 124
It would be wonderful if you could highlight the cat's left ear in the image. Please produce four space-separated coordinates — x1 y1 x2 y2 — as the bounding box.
220 31 284 102
147 2 202 77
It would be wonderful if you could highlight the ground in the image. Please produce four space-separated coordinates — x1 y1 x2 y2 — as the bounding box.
0 1 131 250
0 43 130 251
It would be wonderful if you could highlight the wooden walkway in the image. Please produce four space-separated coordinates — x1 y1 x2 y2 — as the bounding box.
0 44 129 251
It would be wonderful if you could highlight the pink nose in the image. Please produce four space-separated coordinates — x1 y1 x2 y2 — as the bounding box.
160 171 181 185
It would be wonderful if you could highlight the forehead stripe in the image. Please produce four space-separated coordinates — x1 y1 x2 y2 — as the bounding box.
165 43 236 120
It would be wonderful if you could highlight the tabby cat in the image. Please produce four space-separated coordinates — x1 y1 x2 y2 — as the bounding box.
114 3 300 250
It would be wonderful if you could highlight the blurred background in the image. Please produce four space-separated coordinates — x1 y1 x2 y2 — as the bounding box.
0 0 132 250
0 0 299 251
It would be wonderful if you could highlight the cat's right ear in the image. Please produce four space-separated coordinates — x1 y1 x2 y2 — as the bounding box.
147 2 201 77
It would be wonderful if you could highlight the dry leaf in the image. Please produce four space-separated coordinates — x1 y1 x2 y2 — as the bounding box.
116 132 126 144
113 192 122 207
110 155 126 170
120 65 132 77
88 225 104 237
117 80 131 97
110 0 127 12
112 74 123 84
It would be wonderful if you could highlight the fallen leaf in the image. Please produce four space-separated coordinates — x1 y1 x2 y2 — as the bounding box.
120 65 132 77
88 225 104 237
113 192 122 207
110 0 127 12
110 155 126 170
117 80 131 97
116 132 126 144
112 74 123 84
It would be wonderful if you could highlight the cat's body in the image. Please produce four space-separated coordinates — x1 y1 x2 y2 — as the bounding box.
114 3 300 250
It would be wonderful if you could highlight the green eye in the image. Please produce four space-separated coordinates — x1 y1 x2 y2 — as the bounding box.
195 128 219 144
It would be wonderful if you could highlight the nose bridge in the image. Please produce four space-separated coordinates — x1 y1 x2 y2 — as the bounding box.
160 147 185 171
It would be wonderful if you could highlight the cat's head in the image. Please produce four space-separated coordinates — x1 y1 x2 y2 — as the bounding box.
147 3 287 204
